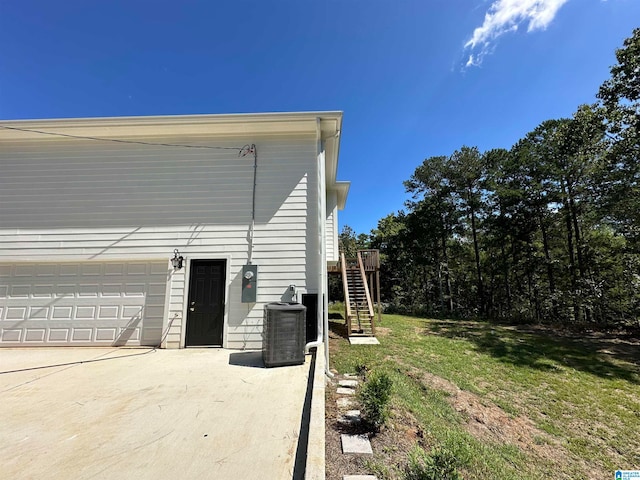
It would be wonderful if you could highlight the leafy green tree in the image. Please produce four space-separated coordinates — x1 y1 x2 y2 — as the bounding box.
370 212 413 309
339 225 370 258
448 146 488 314
597 28 640 248
405 148 487 315
405 155 461 313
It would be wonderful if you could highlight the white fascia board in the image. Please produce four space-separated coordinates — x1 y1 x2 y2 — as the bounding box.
319 113 350 212
332 181 351 210
0 111 344 141
321 120 342 187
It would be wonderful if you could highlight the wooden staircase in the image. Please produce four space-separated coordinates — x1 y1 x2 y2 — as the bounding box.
341 251 375 337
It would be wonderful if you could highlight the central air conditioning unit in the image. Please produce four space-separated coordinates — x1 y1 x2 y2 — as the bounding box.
262 302 306 367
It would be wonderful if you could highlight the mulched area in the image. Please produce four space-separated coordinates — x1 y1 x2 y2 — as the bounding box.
325 323 426 480
325 374 426 480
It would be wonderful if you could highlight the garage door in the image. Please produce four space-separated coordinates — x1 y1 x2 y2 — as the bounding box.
0 261 168 346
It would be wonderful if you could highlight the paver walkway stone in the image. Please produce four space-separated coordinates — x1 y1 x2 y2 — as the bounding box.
348 337 380 345
341 434 373 454
337 387 356 395
338 409 361 424
338 379 359 388
343 476 378 480
337 397 355 409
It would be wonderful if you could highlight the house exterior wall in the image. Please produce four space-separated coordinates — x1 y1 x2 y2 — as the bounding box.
0 132 321 349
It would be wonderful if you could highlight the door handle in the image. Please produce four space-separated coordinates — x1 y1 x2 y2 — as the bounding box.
189 307 195 312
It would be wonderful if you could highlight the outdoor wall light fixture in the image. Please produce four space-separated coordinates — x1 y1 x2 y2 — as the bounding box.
171 249 184 270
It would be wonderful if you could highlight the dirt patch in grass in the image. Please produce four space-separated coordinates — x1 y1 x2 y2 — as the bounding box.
375 326 391 336
400 362 608 479
329 320 349 341
406 366 554 449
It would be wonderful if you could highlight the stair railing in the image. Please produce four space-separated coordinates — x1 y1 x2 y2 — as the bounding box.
340 252 353 333
357 251 375 321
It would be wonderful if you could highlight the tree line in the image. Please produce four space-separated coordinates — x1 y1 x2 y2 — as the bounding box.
341 28 640 328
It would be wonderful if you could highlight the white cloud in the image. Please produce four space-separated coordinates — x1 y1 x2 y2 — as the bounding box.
464 0 570 67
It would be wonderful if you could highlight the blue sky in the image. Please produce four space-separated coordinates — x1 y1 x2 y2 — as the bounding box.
1 0 638 234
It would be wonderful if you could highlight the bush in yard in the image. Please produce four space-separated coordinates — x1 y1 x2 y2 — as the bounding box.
357 371 393 430
404 445 462 480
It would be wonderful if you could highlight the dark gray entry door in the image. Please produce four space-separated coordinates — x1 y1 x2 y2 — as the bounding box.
186 260 226 346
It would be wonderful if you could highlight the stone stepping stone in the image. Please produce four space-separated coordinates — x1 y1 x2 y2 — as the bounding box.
337 398 355 409
343 476 378 480
348 337 380 345
344 374 359 380
341 434 373 454
337 387 356 395
338 379 359 388
338 409 361 424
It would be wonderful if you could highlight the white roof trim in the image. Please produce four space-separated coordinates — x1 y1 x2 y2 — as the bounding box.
332 182 351 210
0 111 344 140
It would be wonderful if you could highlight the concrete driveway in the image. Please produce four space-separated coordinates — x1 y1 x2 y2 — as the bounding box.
0 348 312 480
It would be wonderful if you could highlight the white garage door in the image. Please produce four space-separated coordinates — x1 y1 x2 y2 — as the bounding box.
0 261 168 346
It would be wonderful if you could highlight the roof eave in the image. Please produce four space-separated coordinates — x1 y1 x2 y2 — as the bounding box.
0 111 345 140
333 181 351 210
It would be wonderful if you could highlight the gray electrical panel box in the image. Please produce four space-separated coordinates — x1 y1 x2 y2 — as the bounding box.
241 264 258 303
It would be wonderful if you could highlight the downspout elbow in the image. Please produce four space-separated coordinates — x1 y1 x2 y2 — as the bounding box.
304 337 334 378
304 337 322 354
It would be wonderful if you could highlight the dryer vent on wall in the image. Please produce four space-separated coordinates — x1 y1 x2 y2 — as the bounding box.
262 302 306 367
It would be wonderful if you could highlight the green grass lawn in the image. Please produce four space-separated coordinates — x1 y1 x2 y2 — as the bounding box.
329 313 640 479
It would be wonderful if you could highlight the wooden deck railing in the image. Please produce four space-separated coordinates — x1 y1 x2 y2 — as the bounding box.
357 251 375 320
358 249 380 271
340 252 353 332
328 249 380 274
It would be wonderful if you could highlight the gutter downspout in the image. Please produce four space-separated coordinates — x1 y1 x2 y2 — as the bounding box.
320 130 336 378
304 118 324 355
305 118 333 379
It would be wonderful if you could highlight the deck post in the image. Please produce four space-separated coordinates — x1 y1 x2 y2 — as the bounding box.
376 269 382 325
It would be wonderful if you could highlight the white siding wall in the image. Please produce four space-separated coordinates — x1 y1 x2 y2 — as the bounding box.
0 134 319 349
325 190 339 263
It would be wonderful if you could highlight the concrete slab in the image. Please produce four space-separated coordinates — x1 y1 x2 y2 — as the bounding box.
348 337 380 345
337 387 356 395
0 347 312 480
343 476 378 480
344 374 359 380
341 434 373 454
338 379 358 388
